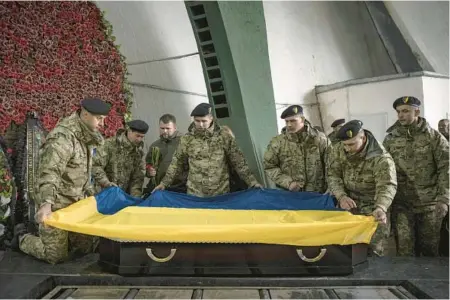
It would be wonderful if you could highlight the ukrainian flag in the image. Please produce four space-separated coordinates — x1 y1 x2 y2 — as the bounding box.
45 187 377 246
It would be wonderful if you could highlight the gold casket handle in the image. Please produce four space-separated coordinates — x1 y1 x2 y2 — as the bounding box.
296 248 327 263
145 248 177 263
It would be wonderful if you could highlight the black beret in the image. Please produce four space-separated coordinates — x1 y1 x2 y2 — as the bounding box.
191 103 213 117
331 118 346 128
336 120 364 141
81 98 111 116
127 120 149 134
281 105 303 119
393 96 421 109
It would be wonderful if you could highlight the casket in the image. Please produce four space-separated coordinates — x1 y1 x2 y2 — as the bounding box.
45 188 377 277
98 238 369 276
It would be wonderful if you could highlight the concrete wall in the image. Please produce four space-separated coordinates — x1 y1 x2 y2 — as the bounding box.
263 1 397 131
317 73 449 142
95 1 207 151
422 76 450 128
385 1 449 75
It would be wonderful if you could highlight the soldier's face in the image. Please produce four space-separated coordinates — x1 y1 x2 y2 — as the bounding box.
343 133 366 154
438 120 449 136
127 130 145 144
284 115 304 133
159 121 176 138
81 110 106 131
194 115 213 130
396 105 419 125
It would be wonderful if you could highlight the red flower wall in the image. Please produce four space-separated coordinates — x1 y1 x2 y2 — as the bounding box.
0 1 132 137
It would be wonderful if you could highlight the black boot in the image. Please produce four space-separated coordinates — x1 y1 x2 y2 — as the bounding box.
5 223 27 251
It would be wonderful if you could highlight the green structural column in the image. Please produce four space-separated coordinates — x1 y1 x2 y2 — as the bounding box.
194 1 278 185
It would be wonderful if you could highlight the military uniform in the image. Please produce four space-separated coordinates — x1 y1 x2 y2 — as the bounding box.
264 105 331 193
93 129 146 197
160 103 259 197
327 118 345 145
383 96 449 256
144 131 187 194
18 98 110 264
328 120 397 256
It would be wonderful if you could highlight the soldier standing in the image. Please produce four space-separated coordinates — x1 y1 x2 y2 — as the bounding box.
93 120 148 197
13 98 111 264
383 96 449 256
264 105 330 193
144 114 186 195
153 103 261 196
327 120 397 256
438 119 449 141
327 118 346 145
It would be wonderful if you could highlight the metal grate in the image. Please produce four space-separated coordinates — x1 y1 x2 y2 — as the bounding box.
41 285 419 299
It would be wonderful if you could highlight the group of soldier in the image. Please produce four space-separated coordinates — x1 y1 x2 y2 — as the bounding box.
6 95 449 265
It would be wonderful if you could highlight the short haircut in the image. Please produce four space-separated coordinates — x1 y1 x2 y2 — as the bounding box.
159 114 176 124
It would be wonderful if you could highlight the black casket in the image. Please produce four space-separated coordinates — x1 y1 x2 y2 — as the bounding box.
98 238 368 276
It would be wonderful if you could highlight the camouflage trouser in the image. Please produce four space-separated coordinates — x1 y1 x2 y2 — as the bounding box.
19 224 98 264
369 215 390 257
393 206 444 256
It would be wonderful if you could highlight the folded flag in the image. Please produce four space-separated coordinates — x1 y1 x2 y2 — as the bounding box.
45 187 378 246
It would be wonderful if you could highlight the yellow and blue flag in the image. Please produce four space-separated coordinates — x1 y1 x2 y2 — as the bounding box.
45 188 378 246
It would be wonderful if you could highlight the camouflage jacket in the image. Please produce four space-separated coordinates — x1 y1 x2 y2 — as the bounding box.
383 117 449 210
0 147 13 228
161 122 258 196
328 130 397 213
146 131 187 192
327 131 340 145
264 122 331 193
93 130 145 197
37 113 104 209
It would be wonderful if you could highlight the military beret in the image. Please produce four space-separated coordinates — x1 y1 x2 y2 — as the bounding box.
393 96 421 109
191 103 213 117
281 105 303 119
336 120 364 141
81 98 111 115
331 118 346 128
127 120 149 134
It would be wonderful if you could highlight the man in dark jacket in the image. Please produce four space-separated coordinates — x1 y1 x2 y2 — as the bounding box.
144 114 186 195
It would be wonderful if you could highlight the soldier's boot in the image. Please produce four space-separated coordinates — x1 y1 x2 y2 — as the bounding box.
5 223 27 251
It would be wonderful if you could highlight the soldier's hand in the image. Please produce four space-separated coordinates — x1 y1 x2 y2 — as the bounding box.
288 181 302 192
435 202 449 218
148 168 157 177
338 196 357 210
108 182 118 187
372 207 387 224
252 183 263 189
152 184 165 193
35 203 52 224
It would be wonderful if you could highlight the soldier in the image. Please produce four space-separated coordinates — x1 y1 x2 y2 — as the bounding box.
383 96 449 256
327 120 397 256
327 118 346 144
264 105 330 193
93 120 148 197
144 114 186 195
153 103 261 196
438 119 449 141
221 125 248 192
11 98 111 264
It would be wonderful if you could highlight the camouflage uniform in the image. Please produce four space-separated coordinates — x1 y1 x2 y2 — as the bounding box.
144 131 187 193
160 122 258 197
264 121 330 193
93 130 145 197
19 113 103 264
328 130 397 256
383 117 449 256
327 131 340 145
0 147 14 244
